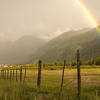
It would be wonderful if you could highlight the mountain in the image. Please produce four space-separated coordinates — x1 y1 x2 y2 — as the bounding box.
31 28 100 63
0 35 46 64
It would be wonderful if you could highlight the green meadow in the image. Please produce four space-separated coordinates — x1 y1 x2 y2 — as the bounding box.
0 66 100 100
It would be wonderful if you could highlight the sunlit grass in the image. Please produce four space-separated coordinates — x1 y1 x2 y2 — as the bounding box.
0 66 100 100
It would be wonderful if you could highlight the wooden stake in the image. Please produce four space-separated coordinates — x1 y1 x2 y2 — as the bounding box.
7 70 9 80
5 70 6 80
24 67 26 82
60 60 66 92
1 70 2 79
16 68 17 81
77 49 81 100
10 70 12 81
20 66 22 82
13 69 14 80
3 70 4 79
37 60 42 88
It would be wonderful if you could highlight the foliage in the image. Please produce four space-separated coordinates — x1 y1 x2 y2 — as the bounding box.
96 57 100 65
31 28 100 63
1 68 100 100
87 58 95 65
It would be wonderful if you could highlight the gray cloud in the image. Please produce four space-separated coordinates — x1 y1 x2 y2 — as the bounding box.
0 0 100 40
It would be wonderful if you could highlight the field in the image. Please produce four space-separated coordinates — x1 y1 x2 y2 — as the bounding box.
0 66 100 100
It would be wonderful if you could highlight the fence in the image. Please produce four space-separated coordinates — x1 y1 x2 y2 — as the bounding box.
0 49 81 99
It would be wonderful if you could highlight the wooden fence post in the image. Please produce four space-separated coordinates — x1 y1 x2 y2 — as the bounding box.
10 70 12 81
7 69 9 80
37 60 42 88
5 70 6 80
2 70 3 79
60 60 66 93
4 70 5 79
24 67 26 82
3 70 4 79
13 69 14 80
20 66 22 82
16 68 17 81
77 49 81 100
1 70 2 79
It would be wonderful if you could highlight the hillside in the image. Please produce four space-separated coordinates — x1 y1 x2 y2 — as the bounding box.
31 28 100 63
0 35 46 64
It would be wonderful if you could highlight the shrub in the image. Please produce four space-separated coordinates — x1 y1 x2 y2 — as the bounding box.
96 57 100 65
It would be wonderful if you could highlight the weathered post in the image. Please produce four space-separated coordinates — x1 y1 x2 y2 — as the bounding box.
16 68 17 81
5 70 6 80
10 70 12 81
4 70 5 79
13 69 14 80
3 70 4 79
37 60 42 88
1 70 3 79
1 70 2 79
24 67 26 82
20 65 22 82
7 69 9 80
77 49 81 100
60 60 66 93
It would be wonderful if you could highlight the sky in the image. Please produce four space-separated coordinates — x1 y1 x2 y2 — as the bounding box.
0 0 100 41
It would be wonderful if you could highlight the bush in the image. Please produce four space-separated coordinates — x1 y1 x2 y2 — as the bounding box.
87 58 95 65
96 57 100 65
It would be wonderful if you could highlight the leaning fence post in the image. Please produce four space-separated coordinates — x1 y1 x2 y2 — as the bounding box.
13 69 14 80
5 70 6 80
20 65 22 82
60 60 66 93
10 70 12 81
1 70 2 79
37 60 42 88
2 70 3 79
77 49 81 100
3 70 4 79
7 69 9 80
24 66 27 82
16 68 17 81
4 70 5 79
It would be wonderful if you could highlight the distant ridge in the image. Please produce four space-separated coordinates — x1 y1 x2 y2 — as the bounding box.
31 28 100 63
0 35 46 64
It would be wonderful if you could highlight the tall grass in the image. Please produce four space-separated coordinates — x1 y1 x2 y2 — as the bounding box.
0 79 100 100
0 68 100 100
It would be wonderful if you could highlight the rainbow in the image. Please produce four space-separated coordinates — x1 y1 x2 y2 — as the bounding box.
76 0 100 32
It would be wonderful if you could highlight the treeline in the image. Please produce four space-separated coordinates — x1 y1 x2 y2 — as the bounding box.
71 57 100 66
86 57 100 65
2 57 100 69
42 57 100 67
